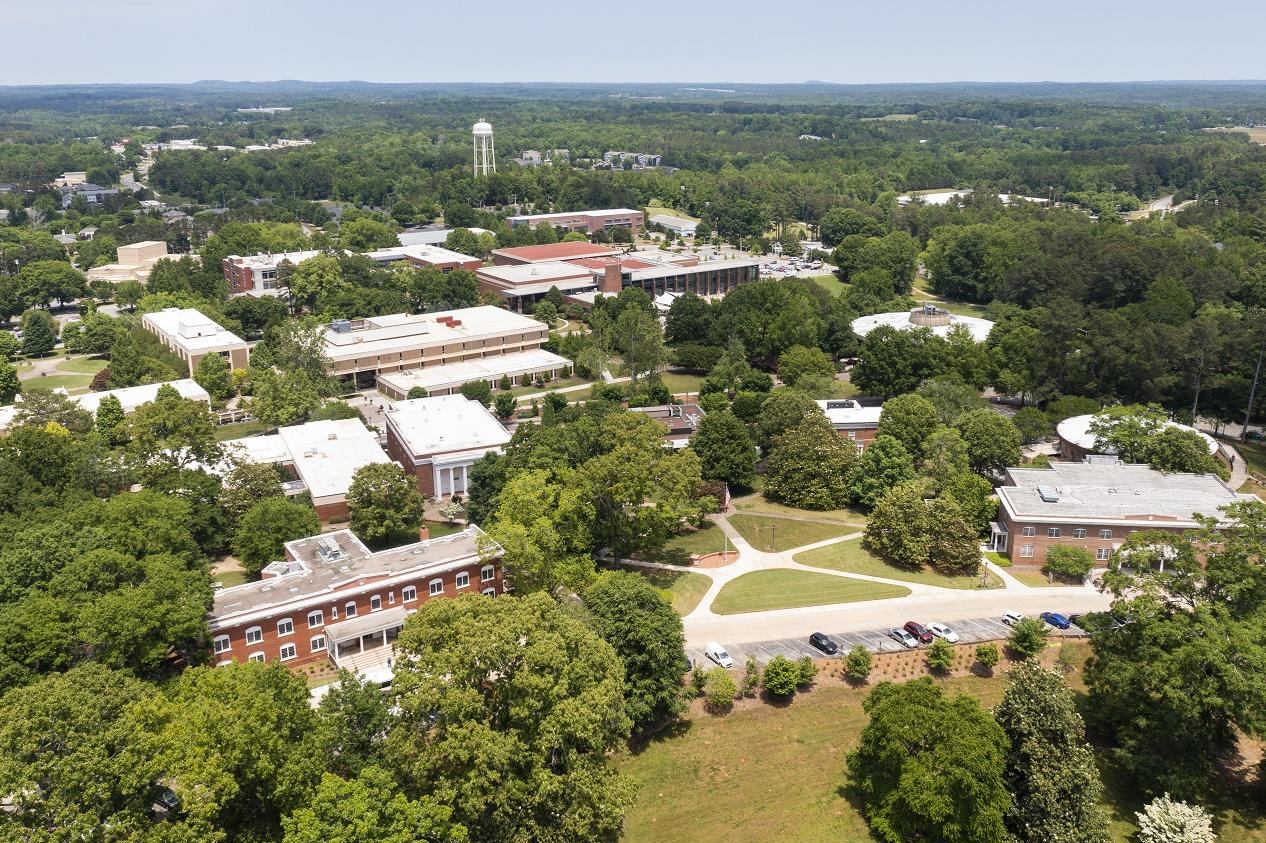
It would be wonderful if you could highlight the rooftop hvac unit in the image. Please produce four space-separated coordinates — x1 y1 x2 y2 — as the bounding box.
330 319 352 333
1037 485 1060 503
669 405 682 418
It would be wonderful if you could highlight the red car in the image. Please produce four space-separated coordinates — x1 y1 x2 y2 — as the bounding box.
903 621 934 644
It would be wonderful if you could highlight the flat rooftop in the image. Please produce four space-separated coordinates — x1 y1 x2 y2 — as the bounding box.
816 399 882 428
377 348 570 394
76 378 209 415
363 244 480 266
386 394 511 457
625 256 758 281
509 208 641 221
322 306 547 361
477 261 595 286
491 242 621 263
851 310 994 343
211 526 493 625
222 418 390 502
999 459 1257 526
143 307 247 353
227 249 323 269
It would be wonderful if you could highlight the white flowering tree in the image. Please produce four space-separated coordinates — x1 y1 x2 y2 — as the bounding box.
1136 793 1216 843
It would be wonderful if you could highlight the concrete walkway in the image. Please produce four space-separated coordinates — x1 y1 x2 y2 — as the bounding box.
1222 441 1250 489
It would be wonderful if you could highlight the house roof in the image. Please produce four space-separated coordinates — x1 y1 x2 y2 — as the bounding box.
385 394 511 457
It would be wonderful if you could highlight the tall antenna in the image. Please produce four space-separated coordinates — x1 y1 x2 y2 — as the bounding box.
472 120 496 177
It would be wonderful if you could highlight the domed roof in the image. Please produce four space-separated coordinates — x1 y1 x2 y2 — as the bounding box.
1055 414 1219 456
472 121 493 135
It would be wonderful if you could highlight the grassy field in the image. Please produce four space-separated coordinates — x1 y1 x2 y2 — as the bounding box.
615 564 713 615
423 520 465 539
214 420 271 440
711 569 909 615
213 569 250 589
55 356 110 374
810 274 846 295
731 494 868 527
17 355 109 396
1206 125 1266 144
20 373 95 394
728 514 853 552
659 372 705 394
1008 566 1079 588
984 550 1012 568
645 204 701 222
1230 438 1266 477
646 521 731 565
617 663 1266 843
860 113 918 122
795 537 1002 590
508 375 592 398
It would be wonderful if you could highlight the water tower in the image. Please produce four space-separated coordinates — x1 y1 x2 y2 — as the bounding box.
472 120 496 177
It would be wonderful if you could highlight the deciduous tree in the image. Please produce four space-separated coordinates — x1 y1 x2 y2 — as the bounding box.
690 408 757 490
234 497 322 576
849 434 916 508
764 413 859 510
347 462 425 543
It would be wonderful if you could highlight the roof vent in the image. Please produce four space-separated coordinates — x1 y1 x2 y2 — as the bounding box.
1037 485 1060 503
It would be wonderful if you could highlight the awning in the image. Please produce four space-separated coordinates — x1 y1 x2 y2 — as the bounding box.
323 606 408 644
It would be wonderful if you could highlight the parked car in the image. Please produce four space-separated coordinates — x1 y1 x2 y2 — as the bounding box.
927 622 960 643
809 632 838 655
903 621 934 644
889 627 919 649
1002 610 1025 627
1040 612 1071 630
704 641 734 668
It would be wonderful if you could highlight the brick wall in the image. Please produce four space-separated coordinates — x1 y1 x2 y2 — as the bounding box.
1000 510 1188 564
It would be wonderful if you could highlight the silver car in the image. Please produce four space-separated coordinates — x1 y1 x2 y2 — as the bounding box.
888 627 919 649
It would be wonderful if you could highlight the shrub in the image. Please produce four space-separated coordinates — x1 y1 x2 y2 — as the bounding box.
1136 793 1216 843
740 656 761 697
1041 546 1095 582
844 645 873 681
796 655 816 688
498 374 512 391
1008 618 1049 660
690 665 707 697
761 655 800 698
703 668 738 713
559 364 572 379
927 637 954 673
975 642 1000 675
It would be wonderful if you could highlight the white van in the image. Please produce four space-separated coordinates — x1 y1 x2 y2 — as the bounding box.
704 641 734 668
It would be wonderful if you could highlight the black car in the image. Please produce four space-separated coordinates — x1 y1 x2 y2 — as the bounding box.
809 632 838 655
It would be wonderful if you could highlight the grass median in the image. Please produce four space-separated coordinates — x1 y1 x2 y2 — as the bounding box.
710 569 909 615
795 537 1002 590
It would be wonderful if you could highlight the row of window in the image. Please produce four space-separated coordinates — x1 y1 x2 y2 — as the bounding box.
212 566 497 654
1020 526 1114 539
1019 545 1112 561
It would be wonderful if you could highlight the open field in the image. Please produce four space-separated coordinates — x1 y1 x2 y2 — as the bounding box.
646 521 731 564
1231 439 1266 477
810 274 846 295
214 420 271 440
645 204 701 222
659 372 705 394
17 354 109 396
55 356 111 374
860 113 918 122
617 657 1266 843
1205 126 1266 144
731 494 868 527
728 514 853 552
509 375 591 398
1008 566 1079 588
795 537 1002 590
711 569 909 615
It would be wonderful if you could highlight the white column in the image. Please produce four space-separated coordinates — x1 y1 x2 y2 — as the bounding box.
460 463 469 494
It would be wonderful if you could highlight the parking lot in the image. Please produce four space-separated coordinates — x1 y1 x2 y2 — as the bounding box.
686 616 1088 667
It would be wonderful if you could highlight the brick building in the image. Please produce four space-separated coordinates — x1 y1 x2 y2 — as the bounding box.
383 395 511 497
629 403 706 448
506 208 644 237
223 244 482 296
816 399 882 450
142 307 250 372
210 526 503 669
990 457 1260 564
490 241 622 266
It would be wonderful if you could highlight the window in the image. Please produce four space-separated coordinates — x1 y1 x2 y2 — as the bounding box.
402 585 417 603
370 594 382 612
1020 545 1034 558
1099 529 1113 539
1073 528 1087 539
279 643 297 661
345 602 357 617
429 578 444 596
1047 527 1061 538
248 652 265 663
1097 547 1111 561
311 636 326 653
1021 526 1036 537
308 610 323 628
481 565 495 583
388 591 396 605
456 572 470 589
213 635 230 654
330 606 338 620
482 587 497 597
276 618 293 637
245 626 262 645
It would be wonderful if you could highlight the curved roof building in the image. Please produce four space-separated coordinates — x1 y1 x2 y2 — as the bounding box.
851 305 994 343
1055 413 1219 462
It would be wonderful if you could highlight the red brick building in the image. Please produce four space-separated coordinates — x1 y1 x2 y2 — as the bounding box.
506 208 644 237
210 527 502 669
383 395 511 497
816 399 882 450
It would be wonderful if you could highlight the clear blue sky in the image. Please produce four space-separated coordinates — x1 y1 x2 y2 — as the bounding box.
7 0 1264 85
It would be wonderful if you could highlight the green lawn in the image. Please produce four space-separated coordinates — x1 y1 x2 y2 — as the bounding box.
213 569 251 589
711 569 909 615
214 420 271 441
423 520 465 539
508 375 592 398
55 356 110 374
646 521 731 565
616 670 1266 843
817 378 860 399
1229 438 1266 477
615 565 713 615
728 514 853 552
795 537 1001 590
659 372 705 395
810 274 845 296
645 204 701 223
731 493 868 527
19 373 95 394
1008 566 1079 588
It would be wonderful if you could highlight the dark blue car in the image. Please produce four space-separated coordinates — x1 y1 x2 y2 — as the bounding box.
1040 611 1071 630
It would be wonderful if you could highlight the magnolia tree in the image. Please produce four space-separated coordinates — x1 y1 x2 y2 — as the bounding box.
1136 794 1216 843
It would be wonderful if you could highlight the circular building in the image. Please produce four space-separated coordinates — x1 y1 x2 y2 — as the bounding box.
851 305 994 343
1055 413 1219 463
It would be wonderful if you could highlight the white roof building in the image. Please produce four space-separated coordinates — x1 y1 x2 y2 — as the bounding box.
1056 414 1219 458
384 395 511 498
0 379 210 433
648 213 699 236
397 227 491 247
376 348 571 399
142 307 250 370
851 307 995 343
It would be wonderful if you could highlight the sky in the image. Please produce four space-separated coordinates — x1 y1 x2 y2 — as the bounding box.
5 0 1265 86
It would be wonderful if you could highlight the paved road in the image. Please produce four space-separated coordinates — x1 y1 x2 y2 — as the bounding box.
682 584 1113 648
687 614 1089 667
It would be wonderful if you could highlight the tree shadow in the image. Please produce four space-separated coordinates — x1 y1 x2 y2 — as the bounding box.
627 718 694 756
759 691 795 708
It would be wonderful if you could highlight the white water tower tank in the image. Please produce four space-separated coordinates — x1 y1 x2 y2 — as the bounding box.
472 120 496 177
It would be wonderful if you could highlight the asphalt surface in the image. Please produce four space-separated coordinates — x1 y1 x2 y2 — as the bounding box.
687 615 1088 668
